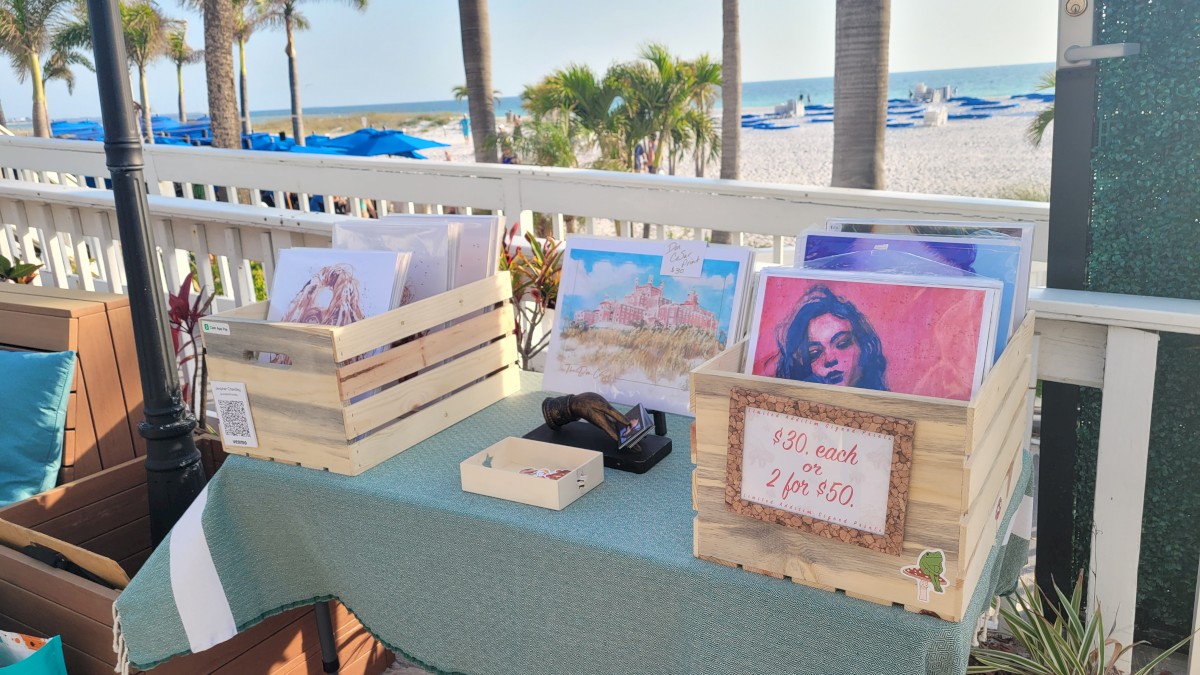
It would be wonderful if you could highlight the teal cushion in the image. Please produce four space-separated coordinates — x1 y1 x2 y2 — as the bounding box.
0 350 76 506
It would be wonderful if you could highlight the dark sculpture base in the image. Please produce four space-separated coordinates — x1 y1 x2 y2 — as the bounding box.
524 421 672 474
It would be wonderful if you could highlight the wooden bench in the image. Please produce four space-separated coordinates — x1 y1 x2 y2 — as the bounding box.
0 285 393 673
0 283 146 483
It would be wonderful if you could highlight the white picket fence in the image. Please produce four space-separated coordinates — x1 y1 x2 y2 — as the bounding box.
1 136 1198 672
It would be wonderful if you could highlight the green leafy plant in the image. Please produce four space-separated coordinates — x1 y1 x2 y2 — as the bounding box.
969 573 1192 674
0 254 42 283
500 223 562 370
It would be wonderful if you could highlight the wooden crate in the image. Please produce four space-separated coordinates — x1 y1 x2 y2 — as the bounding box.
0 440 393 674
202 273 521 475
689 312 1036 621
0 284 146 482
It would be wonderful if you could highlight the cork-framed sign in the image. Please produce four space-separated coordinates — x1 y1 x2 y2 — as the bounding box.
725 386 915 555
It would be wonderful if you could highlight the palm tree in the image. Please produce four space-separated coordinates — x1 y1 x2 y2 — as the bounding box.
178 0 239 148
232 0 265 133
711 0 739 245
452 83 500 105
612 44 702 176
0 0 73 137
686 53 720 177
257 0 367 146
524 64 621 165
831 0 890 189
1026 71 1055 147
456 0 497 163
166 24 201 122
122 1 175 143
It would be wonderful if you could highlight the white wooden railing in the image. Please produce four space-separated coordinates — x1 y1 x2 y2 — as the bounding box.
2 137 1197 672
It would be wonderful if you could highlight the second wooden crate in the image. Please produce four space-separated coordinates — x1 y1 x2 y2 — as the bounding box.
203 273 521 475
689 312 1036 621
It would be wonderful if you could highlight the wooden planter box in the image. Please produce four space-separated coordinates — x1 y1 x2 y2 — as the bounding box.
0 439 394 674
203 273 521 475
689 312 1036 622
0 284 146 483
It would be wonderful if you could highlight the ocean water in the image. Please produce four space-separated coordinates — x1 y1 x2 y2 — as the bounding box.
16 61 1053 129
250 61 1055 123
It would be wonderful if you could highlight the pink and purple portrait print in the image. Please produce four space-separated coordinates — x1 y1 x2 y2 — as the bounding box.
750 275 990 401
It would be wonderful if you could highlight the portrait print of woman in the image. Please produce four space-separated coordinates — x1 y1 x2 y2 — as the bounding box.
772 286 888 390
746 269 1000 401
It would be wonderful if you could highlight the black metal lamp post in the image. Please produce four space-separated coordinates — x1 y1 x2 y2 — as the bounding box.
86 0 207 545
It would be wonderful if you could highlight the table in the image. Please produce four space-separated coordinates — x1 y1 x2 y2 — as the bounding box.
115 373 1031 675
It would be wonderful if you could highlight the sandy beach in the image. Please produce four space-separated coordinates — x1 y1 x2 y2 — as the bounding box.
406 98 1053 201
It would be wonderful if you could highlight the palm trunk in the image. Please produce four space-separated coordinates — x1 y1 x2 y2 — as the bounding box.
0 97 8 128
202 0 240 150
457 0 498 163
140 65 155 144
831 0 890 189
710 0 740 245
238 39 251 134
285 18 305 145
29 53 49 138
177 63 187 123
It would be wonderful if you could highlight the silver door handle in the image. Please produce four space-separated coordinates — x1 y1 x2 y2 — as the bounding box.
1064 43 1141 63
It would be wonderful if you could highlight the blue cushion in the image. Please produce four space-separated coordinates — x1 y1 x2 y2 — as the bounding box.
0 350 76 507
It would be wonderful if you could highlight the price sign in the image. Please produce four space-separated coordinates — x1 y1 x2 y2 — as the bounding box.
725 387 914 555
741 407 894 534
659 241 706 277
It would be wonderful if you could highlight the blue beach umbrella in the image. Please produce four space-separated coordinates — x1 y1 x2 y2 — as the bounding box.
322 128 448 158
288 144 350 155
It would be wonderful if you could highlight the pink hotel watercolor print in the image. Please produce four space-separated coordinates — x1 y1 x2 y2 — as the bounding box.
746 270 1001 401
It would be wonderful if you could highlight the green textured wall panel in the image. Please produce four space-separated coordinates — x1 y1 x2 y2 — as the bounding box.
1076 0 1200 645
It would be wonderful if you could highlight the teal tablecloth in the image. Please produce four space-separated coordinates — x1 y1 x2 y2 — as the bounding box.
116 372 1032 674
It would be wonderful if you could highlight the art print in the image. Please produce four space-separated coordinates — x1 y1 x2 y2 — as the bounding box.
797 230 1023 362
544 236 753 415
745 268 1001 401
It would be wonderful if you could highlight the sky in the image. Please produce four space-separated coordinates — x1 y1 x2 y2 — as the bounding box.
0 0 1058 121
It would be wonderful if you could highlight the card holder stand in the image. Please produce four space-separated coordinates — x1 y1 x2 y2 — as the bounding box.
523 409 671 474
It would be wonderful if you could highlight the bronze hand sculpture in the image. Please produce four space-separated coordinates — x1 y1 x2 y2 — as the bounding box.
542 392 629 445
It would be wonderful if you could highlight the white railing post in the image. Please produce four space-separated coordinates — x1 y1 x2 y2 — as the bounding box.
1088 325 1159 672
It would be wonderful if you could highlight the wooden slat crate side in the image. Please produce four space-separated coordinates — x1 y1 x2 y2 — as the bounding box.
0 457 145 527
105 304 147 457
0 289 108 317
337 307 516 400
961 354 1032 507
80 515 151 564
693 489 970 621
0 283 126 312
71 368 105 479
0 576 117 665
331 272 512 361
35 484 148 544
351 364 522 475
962 449 1025 583
76 311 136 470
0 545 119 625
0 309 76 351
343 337 519 438
0 610 115 675
695 449 963 557
962 383 1031 516
149 607 313 675
967 312 1036 451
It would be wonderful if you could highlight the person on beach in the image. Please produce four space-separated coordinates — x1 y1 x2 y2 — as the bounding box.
773 286 888 390
634 142 645 172
459 115 470 140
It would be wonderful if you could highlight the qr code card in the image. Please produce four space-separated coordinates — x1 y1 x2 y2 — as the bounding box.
211 381 260 448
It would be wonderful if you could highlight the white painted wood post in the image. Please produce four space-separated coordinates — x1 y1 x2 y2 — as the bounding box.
1088 325 1159 673
1190 558 1200 675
